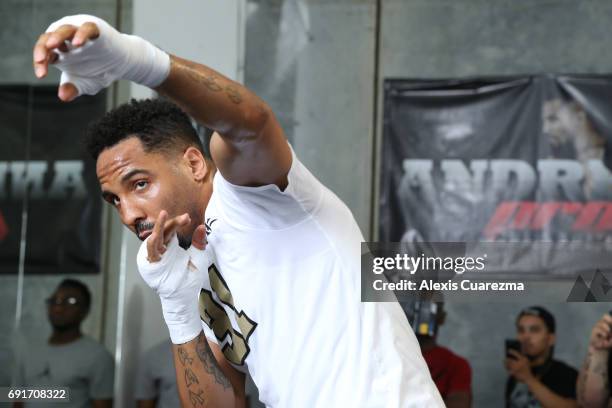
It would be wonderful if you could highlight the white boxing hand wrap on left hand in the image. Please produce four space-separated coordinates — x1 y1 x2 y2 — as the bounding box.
46 14 170 96
137 235 212 344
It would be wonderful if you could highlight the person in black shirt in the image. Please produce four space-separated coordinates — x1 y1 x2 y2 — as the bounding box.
505 306 578 408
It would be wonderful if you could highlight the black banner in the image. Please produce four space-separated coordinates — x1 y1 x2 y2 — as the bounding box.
380 76 612 277
0 86 105 275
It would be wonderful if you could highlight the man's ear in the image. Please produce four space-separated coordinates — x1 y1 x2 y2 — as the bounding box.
183 147 208 182
548 333 556 347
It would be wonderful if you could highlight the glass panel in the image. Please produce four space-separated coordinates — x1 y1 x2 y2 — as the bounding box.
0 1 118 406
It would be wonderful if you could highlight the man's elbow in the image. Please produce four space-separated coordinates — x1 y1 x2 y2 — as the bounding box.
231 102 272 142
251 102 272 138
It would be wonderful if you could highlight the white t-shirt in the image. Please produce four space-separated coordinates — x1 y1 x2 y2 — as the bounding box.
199 147 444 407
13 335 114 408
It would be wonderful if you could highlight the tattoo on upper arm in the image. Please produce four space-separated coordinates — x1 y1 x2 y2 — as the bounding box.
224 85 242 104
195 333 232 390
179 61 243 105
203 75 223 92
180 63 222 93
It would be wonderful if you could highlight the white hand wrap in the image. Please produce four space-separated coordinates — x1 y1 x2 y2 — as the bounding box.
137 235 212 344
46 15 170 96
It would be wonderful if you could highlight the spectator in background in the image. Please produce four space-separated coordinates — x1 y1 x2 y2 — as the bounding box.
135 338 180 408
505 306 577 408
577 313 612 408
12 279 114 408
403 294 472 408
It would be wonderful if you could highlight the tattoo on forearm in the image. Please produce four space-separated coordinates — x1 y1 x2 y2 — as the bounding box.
185 368 199 387
578 351 611 405
178 347 194 366
195 332 232 390
177 345 206 407
578 352 592 404
189 389 206 406
593 359 610 390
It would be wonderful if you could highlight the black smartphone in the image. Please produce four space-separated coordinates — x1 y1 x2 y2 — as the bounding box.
505 339 521 359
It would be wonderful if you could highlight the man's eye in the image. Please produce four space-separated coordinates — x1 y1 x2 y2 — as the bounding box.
112 196 120 206
135 180 148 190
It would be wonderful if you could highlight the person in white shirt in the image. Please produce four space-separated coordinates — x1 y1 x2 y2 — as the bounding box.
32 14 443 407
12 279 114 408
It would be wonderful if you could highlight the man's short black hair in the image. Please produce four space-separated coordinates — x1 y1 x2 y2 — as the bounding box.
517 306 556 333
58 278 91 311
85 98 204 160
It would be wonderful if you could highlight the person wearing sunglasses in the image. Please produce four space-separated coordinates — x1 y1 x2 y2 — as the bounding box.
12 279 114 408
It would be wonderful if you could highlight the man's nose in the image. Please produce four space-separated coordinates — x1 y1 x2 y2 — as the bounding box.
119 199 145 228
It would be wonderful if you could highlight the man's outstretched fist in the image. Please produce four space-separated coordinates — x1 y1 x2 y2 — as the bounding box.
33 15 170 101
